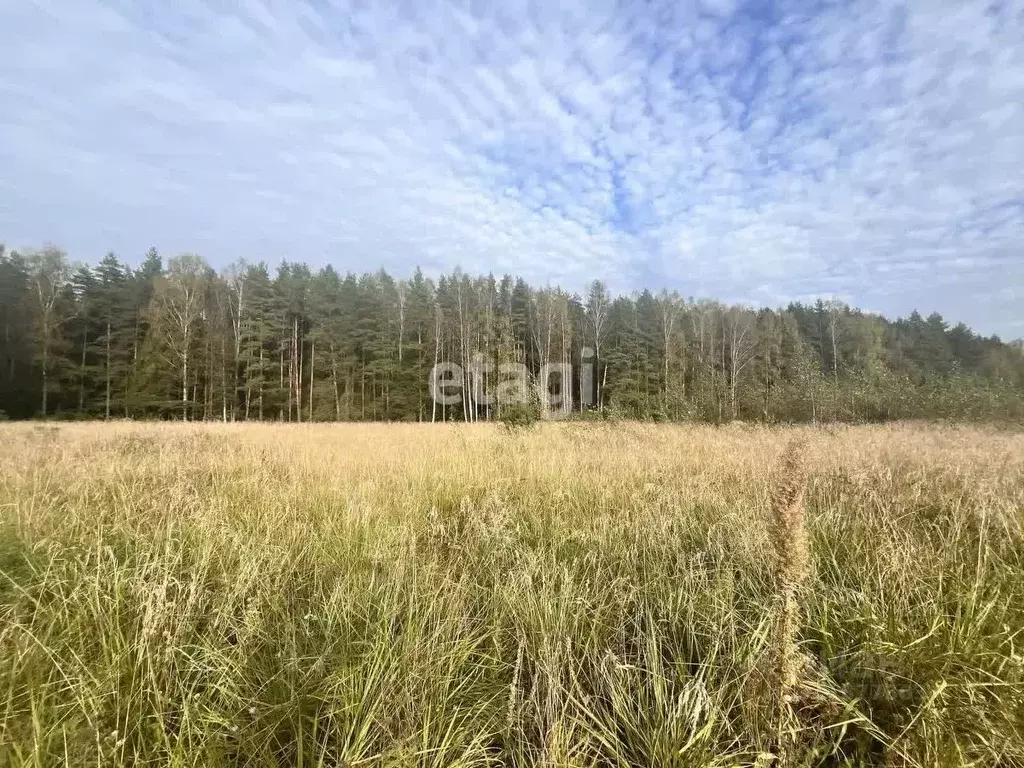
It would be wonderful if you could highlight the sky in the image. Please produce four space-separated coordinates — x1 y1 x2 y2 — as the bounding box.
1 0 1022 338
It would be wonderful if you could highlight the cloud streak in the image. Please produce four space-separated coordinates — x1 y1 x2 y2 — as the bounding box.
1 0 1022 336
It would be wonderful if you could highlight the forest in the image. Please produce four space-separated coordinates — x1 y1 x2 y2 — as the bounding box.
1 243 1022 423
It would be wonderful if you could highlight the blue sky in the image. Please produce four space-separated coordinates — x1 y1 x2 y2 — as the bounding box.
1 0 1022 338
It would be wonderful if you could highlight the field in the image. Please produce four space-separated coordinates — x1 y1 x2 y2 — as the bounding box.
1 422 1023 767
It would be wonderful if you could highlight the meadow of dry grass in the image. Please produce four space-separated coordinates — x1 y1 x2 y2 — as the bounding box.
0 421 1022 767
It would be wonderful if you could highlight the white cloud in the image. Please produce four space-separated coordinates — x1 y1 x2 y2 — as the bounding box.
0 0 1022 337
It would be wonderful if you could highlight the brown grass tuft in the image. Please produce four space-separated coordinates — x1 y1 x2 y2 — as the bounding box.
770 439 810 767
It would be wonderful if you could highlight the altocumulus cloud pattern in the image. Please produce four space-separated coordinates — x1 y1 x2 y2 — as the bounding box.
1 0 1022 337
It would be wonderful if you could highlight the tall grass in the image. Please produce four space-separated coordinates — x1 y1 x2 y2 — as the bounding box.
768 439 810 766
0 422 1022 766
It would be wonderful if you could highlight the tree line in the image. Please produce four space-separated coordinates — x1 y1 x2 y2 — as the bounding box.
1 243 1022 423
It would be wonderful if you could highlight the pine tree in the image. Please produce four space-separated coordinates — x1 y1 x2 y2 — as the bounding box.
91 253 133 418
0 248 35 417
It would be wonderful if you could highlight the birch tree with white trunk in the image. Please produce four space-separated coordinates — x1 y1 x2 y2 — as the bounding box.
150 254 209 420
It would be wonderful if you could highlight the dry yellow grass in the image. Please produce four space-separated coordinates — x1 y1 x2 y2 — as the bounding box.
767 439 810 767
0 421 1022 766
